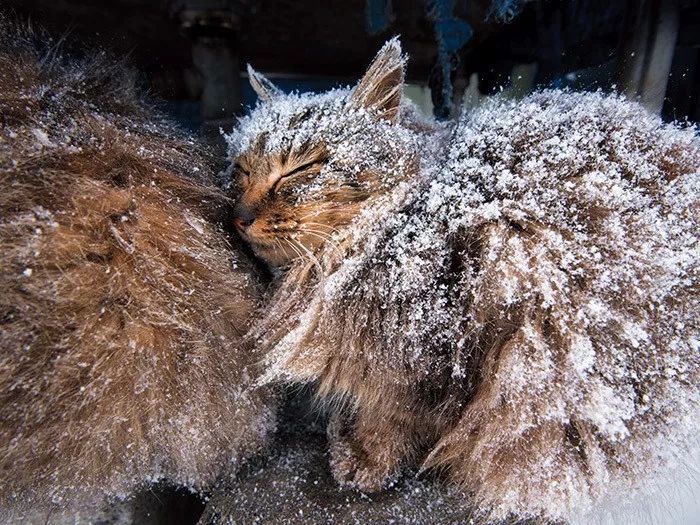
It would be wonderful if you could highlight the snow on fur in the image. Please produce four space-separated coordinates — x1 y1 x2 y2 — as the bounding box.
231 53 700 521
0 19 276 515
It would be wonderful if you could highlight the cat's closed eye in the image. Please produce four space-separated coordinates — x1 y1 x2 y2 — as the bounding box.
274 160 325 192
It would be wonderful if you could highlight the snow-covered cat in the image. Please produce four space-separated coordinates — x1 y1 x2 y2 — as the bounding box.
228 39 700 521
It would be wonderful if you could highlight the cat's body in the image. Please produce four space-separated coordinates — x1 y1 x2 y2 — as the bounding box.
0 21 275 513
230 41 700 521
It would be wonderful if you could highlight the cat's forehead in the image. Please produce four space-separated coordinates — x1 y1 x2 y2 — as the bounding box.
224 88 393 159
225 88 430 185
255 90 345 126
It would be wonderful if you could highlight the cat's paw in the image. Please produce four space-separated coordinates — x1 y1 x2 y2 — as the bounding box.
329 445 397 492
327 414 399 492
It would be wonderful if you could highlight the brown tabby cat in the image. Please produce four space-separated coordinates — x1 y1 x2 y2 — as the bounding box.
0 20 275 515
229 40 700 521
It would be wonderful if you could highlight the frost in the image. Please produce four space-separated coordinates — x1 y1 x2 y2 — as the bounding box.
31 128 55 148
225 87 445 197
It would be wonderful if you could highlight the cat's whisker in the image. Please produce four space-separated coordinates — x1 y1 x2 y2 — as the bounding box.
292 239 322 269
288 236 324 273
298 228 344 259
296 225 334 241
297 209 347 226
284 237 320 273
280 237 305 263
301 222 355 262
302 222 347 249
300 230 333 244
272 237 289 259
302 221 344 236
299 230 338 253
267 235 292 260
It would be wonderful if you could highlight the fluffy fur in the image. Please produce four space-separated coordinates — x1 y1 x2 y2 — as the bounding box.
0 20 275 514
228 40 700 522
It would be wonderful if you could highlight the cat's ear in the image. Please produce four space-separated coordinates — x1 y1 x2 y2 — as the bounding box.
350 37 406 122
247 64 282 102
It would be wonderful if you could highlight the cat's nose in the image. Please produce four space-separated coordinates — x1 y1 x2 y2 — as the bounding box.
233 217 251 231
233 208 256 231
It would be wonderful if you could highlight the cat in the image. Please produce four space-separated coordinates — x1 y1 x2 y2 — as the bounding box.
228 39 700 522
0 19 275 515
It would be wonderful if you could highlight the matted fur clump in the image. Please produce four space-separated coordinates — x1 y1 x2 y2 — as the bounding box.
0 21 275 513
230 41 700 522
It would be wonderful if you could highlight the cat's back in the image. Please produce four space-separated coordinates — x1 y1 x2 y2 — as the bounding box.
448 89 699 193
416 89 700 518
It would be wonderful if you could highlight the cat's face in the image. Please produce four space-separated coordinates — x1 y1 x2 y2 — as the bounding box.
227 39 423 268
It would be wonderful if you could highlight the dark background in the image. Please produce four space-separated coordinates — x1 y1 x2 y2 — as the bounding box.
4 0 699 148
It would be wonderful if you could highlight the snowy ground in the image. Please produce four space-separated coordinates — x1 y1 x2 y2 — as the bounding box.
199 393 700 525
578 448 700 525
11 394 700 524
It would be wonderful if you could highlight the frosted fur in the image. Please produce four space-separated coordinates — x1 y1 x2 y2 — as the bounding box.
0 20 276 515
247 64 283 102
229 43 700 522
226 93 434 194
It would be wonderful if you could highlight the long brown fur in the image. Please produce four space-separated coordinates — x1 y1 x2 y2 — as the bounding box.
230 40 700 522
0 20 275 514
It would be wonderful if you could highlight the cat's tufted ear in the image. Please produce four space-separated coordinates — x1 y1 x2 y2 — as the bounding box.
350 37 406 122
247 64 282 102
